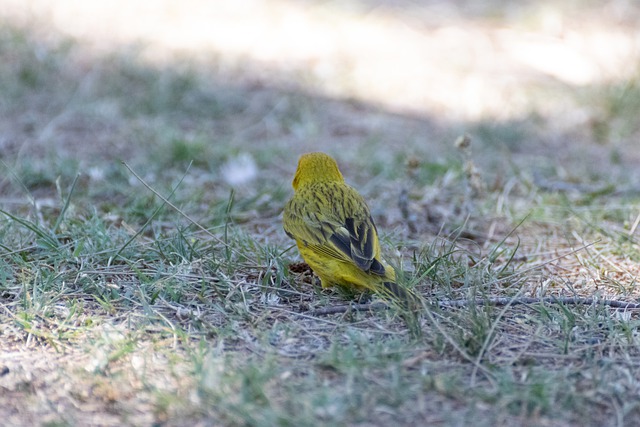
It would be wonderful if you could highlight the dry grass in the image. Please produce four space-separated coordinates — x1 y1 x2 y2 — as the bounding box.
1 1 640 426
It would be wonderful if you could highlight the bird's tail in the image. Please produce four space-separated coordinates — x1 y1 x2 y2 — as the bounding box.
382 282 421 310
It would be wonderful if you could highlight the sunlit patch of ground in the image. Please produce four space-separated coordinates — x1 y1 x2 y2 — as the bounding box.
2 0 638 121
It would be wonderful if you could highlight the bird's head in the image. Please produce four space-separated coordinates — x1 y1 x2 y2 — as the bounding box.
292 152 345 190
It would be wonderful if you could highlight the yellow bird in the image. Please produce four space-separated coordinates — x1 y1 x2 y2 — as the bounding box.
283 152 415 305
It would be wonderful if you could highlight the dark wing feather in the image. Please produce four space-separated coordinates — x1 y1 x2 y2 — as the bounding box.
283 182 384 276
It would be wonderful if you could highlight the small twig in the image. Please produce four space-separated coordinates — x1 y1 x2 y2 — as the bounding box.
306 296 640 317
307 302 388 316
440 297 640 309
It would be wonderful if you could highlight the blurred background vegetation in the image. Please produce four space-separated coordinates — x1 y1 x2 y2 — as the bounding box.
2 0 639 212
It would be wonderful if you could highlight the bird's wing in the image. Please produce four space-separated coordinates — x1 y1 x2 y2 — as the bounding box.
283 185 385 276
